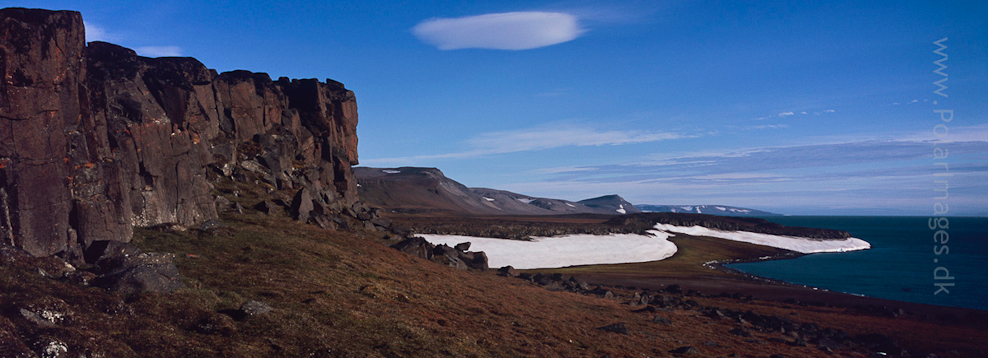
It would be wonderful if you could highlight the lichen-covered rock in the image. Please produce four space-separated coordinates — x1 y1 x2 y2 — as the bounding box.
0 8 110 257
0 8 361 257
92 252 182 296
239 300 274 317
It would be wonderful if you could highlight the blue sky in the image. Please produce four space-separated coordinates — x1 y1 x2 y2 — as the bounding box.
14 0 988 215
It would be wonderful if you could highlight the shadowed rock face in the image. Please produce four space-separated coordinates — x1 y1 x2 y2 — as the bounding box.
0 8 359 256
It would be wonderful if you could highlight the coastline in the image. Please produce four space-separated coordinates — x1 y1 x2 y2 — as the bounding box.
703 251 809 287
400 214 986 314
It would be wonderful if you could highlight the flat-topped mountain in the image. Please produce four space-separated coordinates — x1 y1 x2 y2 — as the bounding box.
579 195 641 215
355 167 640 216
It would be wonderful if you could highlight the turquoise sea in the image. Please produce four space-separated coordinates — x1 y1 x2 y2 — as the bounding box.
726 216 988 311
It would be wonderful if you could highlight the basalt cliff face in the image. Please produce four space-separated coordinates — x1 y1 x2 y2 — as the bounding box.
0 8 360 257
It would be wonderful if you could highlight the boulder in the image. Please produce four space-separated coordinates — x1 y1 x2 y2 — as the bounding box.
432 244 457 257
199 219 222 231
255 201 277 215
291 187 314 222
84 240 141 270
497 266 520 277
460 251 489 271
15 297 72 328
93 253 182 296
439 253 468 270
596 322 630 335
532 273 552 285
391 237 435 260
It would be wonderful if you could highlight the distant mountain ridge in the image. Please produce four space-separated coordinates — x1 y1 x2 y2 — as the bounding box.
636 204 780 217
355 167 640 216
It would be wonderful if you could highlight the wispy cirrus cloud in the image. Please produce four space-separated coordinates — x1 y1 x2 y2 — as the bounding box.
521 125 988 201
746 124 789 130
363 124 690 165
504 130 988 214
412 12 585 50
134 46 183 57
755 108 835 120
470 125 684 152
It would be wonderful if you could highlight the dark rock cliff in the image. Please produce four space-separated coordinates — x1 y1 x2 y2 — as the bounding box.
0 8 360 257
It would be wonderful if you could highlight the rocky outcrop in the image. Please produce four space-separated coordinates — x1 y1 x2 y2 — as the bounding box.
390 236 489 271
0 8 360 257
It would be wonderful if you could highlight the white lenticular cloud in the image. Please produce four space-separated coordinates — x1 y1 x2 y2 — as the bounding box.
412 11 585 50
134 46 183 57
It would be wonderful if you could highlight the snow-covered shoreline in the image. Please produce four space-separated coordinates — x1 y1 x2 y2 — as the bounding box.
419 223 871 269
651 224 871 254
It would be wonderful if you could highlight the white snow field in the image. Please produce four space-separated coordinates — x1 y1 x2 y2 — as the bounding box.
419 223 871 269
419 230 677 269
651 224 871 254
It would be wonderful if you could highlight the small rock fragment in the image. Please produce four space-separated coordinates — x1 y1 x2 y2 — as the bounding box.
239 300 274 317
596 322 629 335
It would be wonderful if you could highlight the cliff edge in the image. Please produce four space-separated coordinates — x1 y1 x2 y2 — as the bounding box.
0 8 360 257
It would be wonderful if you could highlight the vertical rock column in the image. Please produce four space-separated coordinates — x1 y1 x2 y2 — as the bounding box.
0 9 134 257
284 78 359 206
0 9 86 256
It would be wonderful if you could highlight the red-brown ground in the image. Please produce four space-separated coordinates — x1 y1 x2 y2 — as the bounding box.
2 203 986 357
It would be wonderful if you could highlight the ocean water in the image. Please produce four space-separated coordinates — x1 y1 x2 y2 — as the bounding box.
726 216 987 311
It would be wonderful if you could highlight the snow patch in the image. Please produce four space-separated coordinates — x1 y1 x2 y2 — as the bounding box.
483 197 495 202
715 206 727 211
651 224 871 254
565 202 576 208
517 198 535 204
382 169 401 174
418 223 869 269
420 231 678 269
616 204 627 214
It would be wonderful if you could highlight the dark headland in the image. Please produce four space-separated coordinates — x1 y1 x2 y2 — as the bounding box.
1 8 986 358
